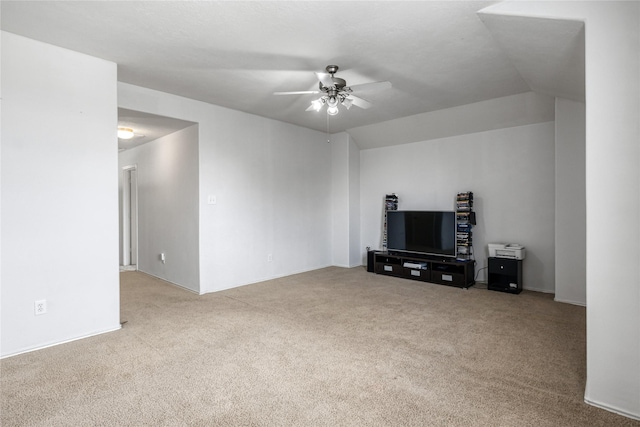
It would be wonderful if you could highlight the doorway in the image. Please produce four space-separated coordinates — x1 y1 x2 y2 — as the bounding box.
122 165 138 271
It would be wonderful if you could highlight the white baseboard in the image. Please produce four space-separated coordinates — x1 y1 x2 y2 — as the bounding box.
201 263 334 294
523 286 554 294
585 397 640 421
554 297 586 306
1 325 121 359
135 269 200 294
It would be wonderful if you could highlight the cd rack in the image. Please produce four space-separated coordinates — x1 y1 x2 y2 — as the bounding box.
456 192 475 261
382 193 399 251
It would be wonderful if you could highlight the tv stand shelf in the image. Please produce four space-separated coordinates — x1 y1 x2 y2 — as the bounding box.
374 252 475 288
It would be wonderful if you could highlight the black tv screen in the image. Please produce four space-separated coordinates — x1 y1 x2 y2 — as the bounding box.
387 211 456 257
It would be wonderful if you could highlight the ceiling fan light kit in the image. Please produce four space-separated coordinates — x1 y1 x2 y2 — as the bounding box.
308 98 325 112
275 65 391 116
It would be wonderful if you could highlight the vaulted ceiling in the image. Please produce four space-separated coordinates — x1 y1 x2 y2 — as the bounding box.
1 1 584 148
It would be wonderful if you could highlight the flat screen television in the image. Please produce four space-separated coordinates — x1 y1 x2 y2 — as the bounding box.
386 210 456 257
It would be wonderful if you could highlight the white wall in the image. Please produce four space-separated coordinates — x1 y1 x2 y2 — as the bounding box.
331 133 350 267
348 135 361 267
360 121 556 292
0 30 3 357
1 32 120 357
118 125 200 293
481 0 640 420
555 98 586 305
331 132 361 268
581 4 640 417
348 91 555 150
118 83 332 294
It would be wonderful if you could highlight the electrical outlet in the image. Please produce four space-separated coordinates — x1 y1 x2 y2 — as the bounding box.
34 300 47 316
267 254 273 262
160 253 166 264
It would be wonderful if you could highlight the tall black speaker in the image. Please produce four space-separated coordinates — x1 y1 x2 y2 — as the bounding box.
367 250 378 273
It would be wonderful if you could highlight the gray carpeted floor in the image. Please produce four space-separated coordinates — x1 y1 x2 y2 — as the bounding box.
1 267 638 426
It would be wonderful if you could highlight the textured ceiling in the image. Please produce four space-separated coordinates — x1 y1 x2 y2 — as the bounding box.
1 1 584 147
478 12 585 103
117 109 196 151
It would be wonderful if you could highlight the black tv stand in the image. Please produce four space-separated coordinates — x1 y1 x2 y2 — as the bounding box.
374 251 475 288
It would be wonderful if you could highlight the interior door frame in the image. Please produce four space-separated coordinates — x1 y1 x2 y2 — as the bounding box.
122 165 138 268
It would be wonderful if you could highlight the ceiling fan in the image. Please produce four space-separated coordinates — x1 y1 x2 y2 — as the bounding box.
274 65 391 116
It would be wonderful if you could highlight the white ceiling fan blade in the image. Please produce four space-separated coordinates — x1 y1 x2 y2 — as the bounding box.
347 81 392 92
348 95 372 109
315 72 335 88
274 90 320 95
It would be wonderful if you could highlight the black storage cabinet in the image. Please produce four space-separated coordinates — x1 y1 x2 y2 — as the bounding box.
488 257 523 294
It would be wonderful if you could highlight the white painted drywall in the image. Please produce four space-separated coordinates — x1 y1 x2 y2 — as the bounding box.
581 4 640 418
118 125 200 293
555 98 586 306
360 121 556 292
348 135 361 267
481 0 640 421
1 32 120 357
331 133 350 267
0 29 3 358
331 132 362 268
118 83 332 294
348 91 555 150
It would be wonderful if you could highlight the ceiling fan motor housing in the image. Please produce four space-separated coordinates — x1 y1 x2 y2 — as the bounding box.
320 65 347 91
319 77 347 91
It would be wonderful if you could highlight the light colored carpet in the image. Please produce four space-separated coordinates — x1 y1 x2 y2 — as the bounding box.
1 267 637 426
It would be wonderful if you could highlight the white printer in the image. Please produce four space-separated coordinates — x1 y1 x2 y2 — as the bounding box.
488 243 526 260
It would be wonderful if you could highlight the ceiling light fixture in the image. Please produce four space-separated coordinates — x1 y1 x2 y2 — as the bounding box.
326 95 340 115
117 127 134 139
309 94 350 116
327 105 339 116
278 65 391 117
310 99 325 112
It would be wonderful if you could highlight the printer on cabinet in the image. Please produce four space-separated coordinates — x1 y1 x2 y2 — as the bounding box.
488 243 526 260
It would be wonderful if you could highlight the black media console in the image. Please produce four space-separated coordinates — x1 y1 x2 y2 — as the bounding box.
374 252 475 289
